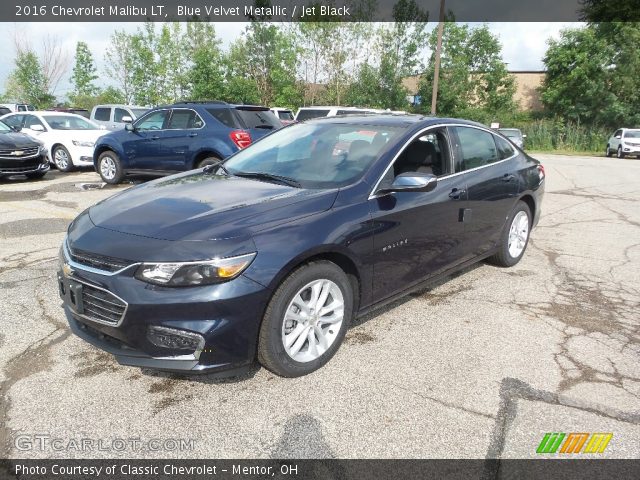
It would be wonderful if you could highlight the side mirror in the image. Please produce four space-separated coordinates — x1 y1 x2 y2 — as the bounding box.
125 123 135 132
121 116 133 123
378 172 438 194
30 124 45 132
522 134 527 138
615 135 621 139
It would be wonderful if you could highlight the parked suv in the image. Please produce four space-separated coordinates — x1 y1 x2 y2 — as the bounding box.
606 128 640 158
93 101 282 184
90 104 149 130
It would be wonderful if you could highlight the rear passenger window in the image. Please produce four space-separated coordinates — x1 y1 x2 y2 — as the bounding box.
454 127 499 172
3 115 24 128
495 135 515 159
207 108 239 128
94 108 111 121
168 109 204 129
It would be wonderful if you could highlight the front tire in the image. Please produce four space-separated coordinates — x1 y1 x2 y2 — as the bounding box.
258 261 353 377
53 146 73 172
97 151 124 184
488 201 532 268
617 146 625 159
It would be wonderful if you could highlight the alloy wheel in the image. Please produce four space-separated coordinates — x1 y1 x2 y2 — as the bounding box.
281 279 344 363
508 211 529 258
100 156 117 180
54 149 69 170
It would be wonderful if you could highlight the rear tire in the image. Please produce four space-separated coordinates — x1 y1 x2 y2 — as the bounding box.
258 261 353 377
197 156 222 168
488 201 532 268
53 146 74 172
97 151 124 184
605 145 612 157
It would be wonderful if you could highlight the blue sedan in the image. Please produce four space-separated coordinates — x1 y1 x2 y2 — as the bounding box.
58 114 545 377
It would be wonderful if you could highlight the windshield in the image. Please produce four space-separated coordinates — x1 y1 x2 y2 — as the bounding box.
0 120 12 133
624 130 640 138
224 122 404 189
43 115 99 130
131 109 148 119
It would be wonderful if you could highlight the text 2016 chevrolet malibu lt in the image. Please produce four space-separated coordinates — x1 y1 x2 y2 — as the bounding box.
58 115 544 377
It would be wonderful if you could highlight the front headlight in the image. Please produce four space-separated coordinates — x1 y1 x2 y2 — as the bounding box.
72 140 95 147
134 253 256 286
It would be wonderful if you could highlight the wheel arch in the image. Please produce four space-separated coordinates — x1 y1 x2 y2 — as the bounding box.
190 149 225 169
519 193 536 221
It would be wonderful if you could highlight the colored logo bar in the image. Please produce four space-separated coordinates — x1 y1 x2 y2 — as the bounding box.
537 433 612 454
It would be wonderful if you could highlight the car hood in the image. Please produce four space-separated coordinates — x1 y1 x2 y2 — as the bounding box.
0 131 40 149
88 170 338 241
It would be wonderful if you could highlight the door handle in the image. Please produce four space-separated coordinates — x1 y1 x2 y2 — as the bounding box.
188 132 198 137
449 188 465 200
502 173 516 182
151 135 160 140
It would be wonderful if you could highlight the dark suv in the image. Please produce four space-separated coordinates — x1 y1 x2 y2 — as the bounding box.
93 101 282 184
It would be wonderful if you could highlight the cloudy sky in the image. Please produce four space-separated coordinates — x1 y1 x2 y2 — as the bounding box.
0 22 581 100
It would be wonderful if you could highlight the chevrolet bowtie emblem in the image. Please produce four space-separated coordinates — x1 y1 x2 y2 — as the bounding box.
12 150 24 156
62 262 74 277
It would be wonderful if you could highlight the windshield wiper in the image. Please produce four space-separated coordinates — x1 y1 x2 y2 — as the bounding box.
203 160 229 176
233 171 301 188
253 125 274 129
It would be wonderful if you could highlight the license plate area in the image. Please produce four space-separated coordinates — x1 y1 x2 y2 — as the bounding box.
58 272 84 314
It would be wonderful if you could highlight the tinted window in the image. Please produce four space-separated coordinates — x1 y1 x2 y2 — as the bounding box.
3 115 24 128
614 130 622 137
114 108 130 123
224 123 404 189
235 109 281 129
206 108 239 128
495 135 515 159
17 105 27 112
277 110 294 120
623 130 640 139
0 107 11 115
94 107 111 121
168 109 204 129
296 109 329 121
454 126 499 172
24 115 45 130
385 128 451 184
136 110 169 130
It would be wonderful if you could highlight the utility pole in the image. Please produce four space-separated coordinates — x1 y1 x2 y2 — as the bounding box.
430 0 446 115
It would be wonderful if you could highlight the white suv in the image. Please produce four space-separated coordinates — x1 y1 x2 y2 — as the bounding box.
606 128 640 158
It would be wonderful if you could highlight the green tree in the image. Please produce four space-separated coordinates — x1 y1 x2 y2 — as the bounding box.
105 30 136 103
417 23 515 116
69 42 98 103
5 50 55 107
186 22 225 101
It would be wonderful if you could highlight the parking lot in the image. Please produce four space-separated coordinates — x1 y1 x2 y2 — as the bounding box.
0 153 639 459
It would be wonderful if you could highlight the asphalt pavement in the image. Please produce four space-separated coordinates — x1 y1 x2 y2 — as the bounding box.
0 154 638 459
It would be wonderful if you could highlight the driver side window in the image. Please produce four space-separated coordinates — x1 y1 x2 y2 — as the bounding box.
136 110 169 131
381 128 452 187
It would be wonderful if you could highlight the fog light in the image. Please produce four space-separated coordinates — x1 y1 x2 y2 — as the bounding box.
147 326 205 352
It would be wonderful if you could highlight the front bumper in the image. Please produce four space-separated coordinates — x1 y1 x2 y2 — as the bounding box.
0 154 49 176
621 144 640 155
59 243 271 375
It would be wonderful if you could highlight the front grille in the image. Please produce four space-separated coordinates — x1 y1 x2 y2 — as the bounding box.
0 146 39 158
0 157 44 170
69 246 132 273
81 283 127 326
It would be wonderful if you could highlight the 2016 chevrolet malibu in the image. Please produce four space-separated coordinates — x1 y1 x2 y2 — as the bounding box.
58 115 545 377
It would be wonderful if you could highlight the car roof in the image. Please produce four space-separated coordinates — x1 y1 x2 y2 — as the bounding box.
303 114 488 129
93 104 148 109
